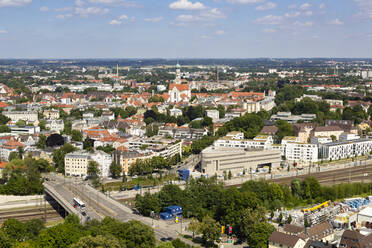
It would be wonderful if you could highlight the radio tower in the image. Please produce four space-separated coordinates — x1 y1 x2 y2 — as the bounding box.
116 64 119 77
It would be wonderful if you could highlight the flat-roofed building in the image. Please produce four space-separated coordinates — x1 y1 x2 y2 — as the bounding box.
201 146 281 177
128 136 182 158
3 111 38 123
285 142 318 165
214 132 274 150
320 139 372 160
64 151 90 177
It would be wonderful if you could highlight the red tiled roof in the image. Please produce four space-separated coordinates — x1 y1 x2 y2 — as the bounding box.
169 83 190 91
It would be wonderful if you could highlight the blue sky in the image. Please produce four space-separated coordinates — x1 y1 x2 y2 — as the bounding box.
0 0 371 58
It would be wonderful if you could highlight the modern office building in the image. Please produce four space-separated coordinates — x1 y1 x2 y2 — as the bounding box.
320 139 372 160
128 136 182 158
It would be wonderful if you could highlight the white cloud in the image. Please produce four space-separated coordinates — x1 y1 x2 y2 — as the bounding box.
75 0 85 6
75 7 109 16
294 21 313 27
299 3 311 10
319 3 325 9
109 19 122 25
88 0 138 7
119 14 128 20
227 0 264 4
256 2 276 11
215 30 225 35
263 28 276 33
200 35 210 39
254 15 283 25
328 18 344 25
40 6 48 12
0 29 8 34
56 14 73 19
354 0 372 19
284 11 300 18
169 0 206 10
56 7 72 12
144 16 163 22
173 7 225 25
304 10 312 16
0 0 31 7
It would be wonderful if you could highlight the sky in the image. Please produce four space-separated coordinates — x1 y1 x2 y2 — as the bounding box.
0 0 371 58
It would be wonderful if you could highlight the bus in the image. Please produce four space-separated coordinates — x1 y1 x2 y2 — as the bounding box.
73 197 86 210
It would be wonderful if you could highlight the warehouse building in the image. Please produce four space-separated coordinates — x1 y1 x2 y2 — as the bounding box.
201 146 282 177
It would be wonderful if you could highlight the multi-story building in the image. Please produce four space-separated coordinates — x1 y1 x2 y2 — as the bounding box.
320 139 372 160
311 126 344 140
128 136 182 158
112 150 153 175
285 142 318 165
158 127 207 140
206 109 219 121
43 109 60 120
201 146 282 177
45 120 64 133
3 111 38 123
214 132 274 150
90 150 112 178
0 138 24 161
64 151 90 177
9 125 40 135
270 112 316 123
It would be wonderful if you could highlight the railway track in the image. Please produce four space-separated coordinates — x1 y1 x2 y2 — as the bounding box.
0 208 62 224
271 164 372 185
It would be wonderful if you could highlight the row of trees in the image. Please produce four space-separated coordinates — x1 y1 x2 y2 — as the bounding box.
0 214 189 248
135 177 372 245
128 154 181 176
0 156 50 195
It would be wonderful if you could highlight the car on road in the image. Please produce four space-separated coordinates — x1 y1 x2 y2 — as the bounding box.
81 211 87 216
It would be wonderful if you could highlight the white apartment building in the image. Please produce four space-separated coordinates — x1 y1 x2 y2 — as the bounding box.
90 150 112 178
320 139 372 161
214 132 274 150
128 136 182 158
206 109 219 121
285 142 318 165
3 111 38 123
64 151 90 177
9 125 40 135
43 109 60 120
46 120 64 133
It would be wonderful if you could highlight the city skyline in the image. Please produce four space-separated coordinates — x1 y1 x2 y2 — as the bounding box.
0 0 371 58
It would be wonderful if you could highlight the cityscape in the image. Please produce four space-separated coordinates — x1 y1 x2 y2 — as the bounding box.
1 0 372 248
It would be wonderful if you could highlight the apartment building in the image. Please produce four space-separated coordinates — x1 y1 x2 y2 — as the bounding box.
270 112 316 123
311 126 344 140
214 132 274 150
43 109 60 120
158 127 207 140
64 151 90 177
3 111 38 123
45 120 64 133
201 146 282 177
90 150 112 178
285 142 318 165
112 150 153 175
320 139 372 161
9 125 40 135
128 136 182 158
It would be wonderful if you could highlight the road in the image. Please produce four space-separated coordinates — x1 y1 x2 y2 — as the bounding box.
48 175 190 242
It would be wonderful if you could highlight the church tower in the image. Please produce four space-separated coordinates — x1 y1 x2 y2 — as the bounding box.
175 62 181 84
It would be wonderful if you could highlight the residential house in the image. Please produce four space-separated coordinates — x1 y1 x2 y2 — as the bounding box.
268 231 306 248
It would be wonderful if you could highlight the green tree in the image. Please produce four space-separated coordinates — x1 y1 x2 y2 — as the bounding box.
1 218 26 242
187 218 200 238
109 162 122 178
156 242 174 248
88 161 100 178
0 229 13 248
15 120 26 126
248 222 275 248
275 120 293 143
53 144 77 173
198 216 220 247
71 130 83 142
8 152 20 162
83 138 95 150
71 235 122 248
0 125 10 133
38 120 47 131
36 134 47 149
